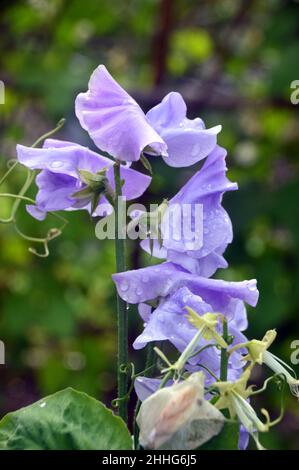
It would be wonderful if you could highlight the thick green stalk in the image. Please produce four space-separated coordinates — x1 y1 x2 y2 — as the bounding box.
220 319 228 381
113 162 128 423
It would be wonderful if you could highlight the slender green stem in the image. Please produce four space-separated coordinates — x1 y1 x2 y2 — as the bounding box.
159 370 173 389
113 162 128 423
0 194 36 204
0 161 18 187
133 343 156 449
175 326 205 372
31 118 66 148
220 319 229 381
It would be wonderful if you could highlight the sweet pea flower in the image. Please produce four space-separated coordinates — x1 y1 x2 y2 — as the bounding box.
133 286 249 384
16 139 151 220
75 64 221 166
113 262 258 383
139 145 237 277
146 91 221 167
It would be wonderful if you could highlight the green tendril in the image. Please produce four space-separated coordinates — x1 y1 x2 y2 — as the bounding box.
0 118 67 257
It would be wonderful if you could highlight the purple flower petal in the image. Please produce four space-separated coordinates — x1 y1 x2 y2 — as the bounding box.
17 142 111 177
135 377 172 402
138 146 237 277
112 262 259 308
106 165 151 201
238 425 250 450
26 204 47 221
34 170 79 212
133 287 211 350
147 92 221 167
75 65 167 162
17 140 151 219
164 146 237 256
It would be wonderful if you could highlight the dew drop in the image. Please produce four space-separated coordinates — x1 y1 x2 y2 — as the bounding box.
141 275 149 283
123 98 137 106
136 286 143 296
51 161 63 169
203 228 209 234
40 402 46 408
120 281 129 292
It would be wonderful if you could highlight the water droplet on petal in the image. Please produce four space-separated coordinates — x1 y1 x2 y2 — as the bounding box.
142 275 149 282
51 161 63 169
120 281 129 292
123 97 137 106
204 228 209 234
136 287 143 296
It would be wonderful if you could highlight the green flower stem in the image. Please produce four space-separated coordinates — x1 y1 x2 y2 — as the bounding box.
159 370 173 389
113 162 128 424
220 319 229 381
133 342 156 449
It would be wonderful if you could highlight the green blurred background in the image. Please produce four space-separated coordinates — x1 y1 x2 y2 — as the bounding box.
0 0 298 449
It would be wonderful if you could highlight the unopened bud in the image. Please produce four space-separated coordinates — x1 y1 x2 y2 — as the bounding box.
137 372 224 450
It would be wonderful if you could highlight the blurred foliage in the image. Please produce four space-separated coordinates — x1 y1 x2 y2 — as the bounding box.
0 0 299 449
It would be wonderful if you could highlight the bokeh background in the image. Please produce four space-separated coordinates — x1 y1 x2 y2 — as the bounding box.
0 0 299 449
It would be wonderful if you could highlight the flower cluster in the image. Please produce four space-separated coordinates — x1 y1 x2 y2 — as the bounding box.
15 65 298 450
16 65 220 222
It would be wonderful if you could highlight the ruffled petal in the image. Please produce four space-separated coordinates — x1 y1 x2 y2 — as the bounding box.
34 170 78 213
147 92 221 167
75 65 167 162
112 262 259 308
17 141 112 177
26 204 47 221
138 146 237 277
165 146 237 257
133 287 211 350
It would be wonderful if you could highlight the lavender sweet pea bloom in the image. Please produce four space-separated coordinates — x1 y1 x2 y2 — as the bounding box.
135 286 248 381
113 262 258 380
75 65 221 167
140 145 237 277
16 139 151 220
146 92 221 167
75 65 167 162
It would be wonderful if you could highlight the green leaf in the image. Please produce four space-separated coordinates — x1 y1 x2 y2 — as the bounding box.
199 422 239 450
0 388 132 450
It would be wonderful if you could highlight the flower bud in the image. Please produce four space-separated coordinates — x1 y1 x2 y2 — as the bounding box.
136 372 224 450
